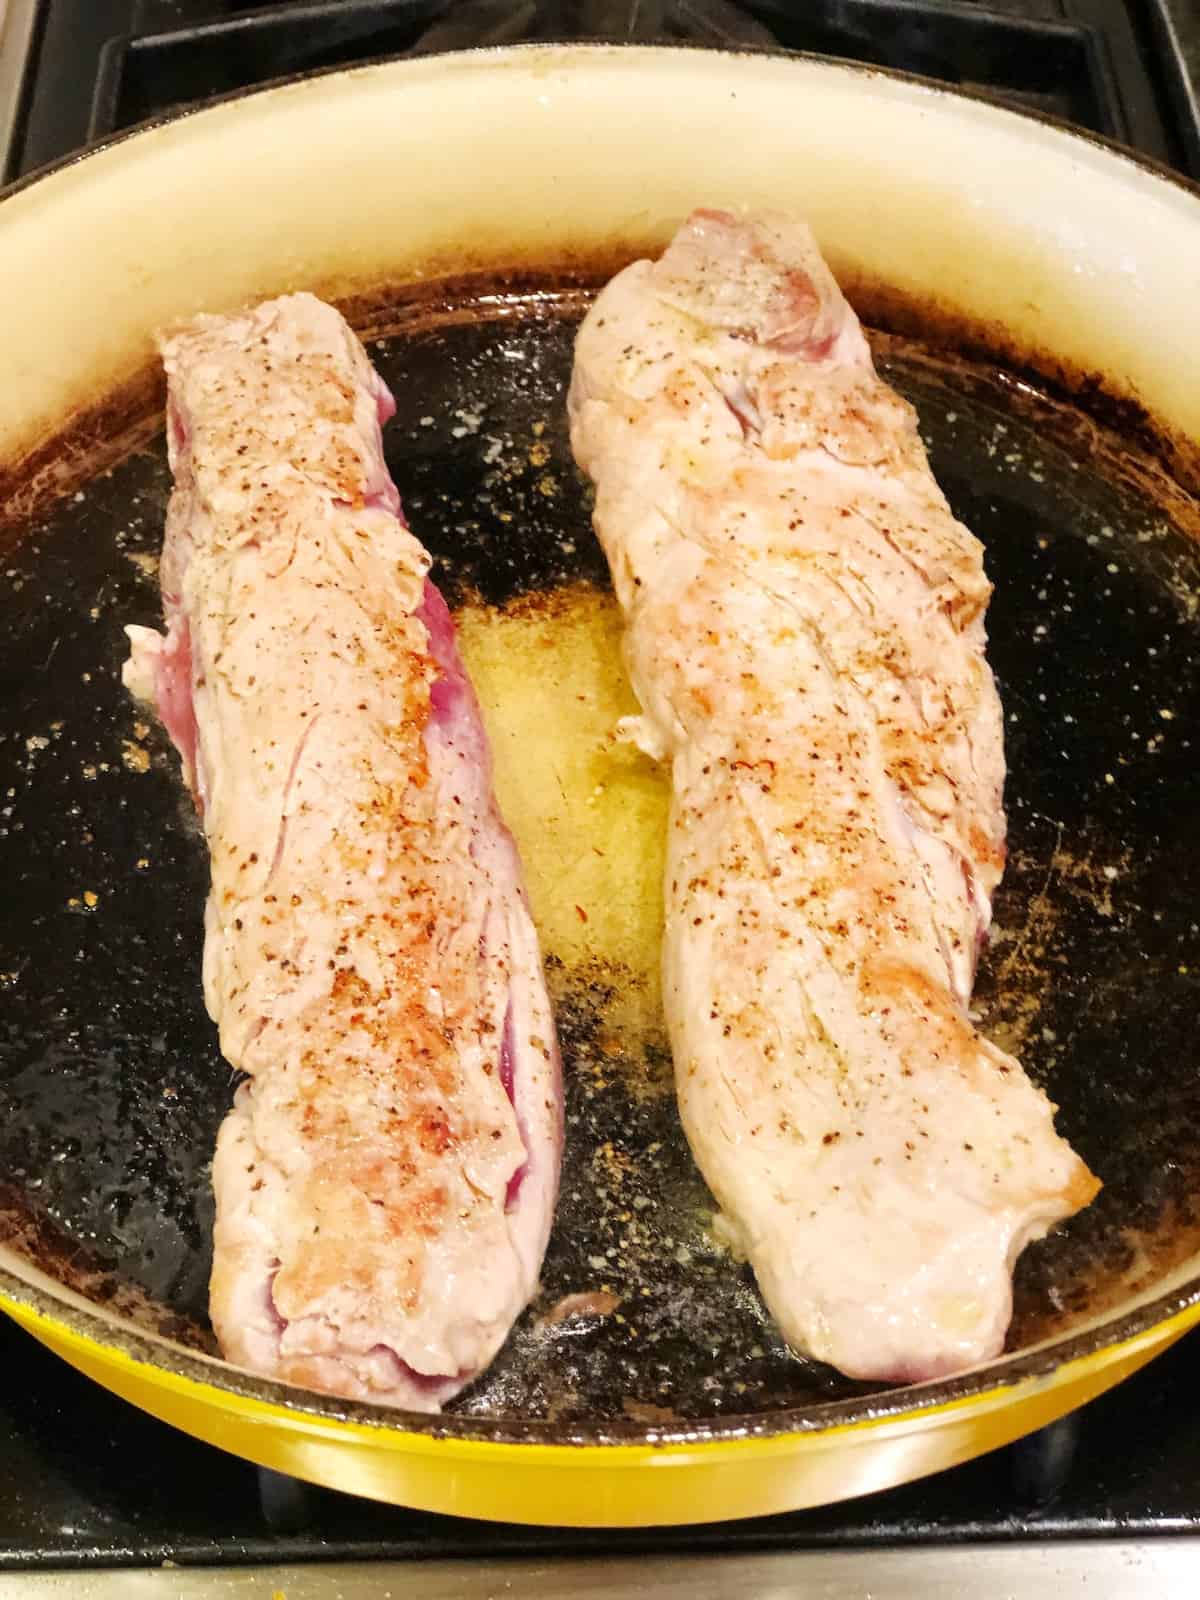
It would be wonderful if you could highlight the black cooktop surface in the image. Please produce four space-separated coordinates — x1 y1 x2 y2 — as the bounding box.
3 0 1200 1574
2 1311 1199 1568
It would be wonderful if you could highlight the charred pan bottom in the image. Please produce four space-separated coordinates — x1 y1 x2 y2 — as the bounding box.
0 272 1197 1436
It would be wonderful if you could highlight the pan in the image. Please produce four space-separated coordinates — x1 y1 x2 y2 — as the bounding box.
1 44 1200 1527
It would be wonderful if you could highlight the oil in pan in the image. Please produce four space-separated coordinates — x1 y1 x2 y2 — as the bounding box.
1 285 1199 1426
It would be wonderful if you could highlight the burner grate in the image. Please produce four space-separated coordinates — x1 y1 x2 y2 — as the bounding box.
7 0 1198 183
72 0 1200 175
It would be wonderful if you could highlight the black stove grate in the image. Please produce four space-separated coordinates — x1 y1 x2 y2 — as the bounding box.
8 0 1200 182
85 0 1144 149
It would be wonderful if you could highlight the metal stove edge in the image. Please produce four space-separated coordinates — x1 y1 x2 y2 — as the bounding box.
5 1540 1200 1596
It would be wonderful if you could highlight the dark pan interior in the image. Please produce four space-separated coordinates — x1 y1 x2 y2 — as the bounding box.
1 286 1199 1427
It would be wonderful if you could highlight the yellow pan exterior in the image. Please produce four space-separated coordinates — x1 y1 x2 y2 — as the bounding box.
4 1286 1200 1523
3 45 1200 1524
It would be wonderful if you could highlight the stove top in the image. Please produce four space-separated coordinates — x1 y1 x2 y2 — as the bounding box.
2 2 1200 1593
4 0 1200 182
3 1309 1200 1573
